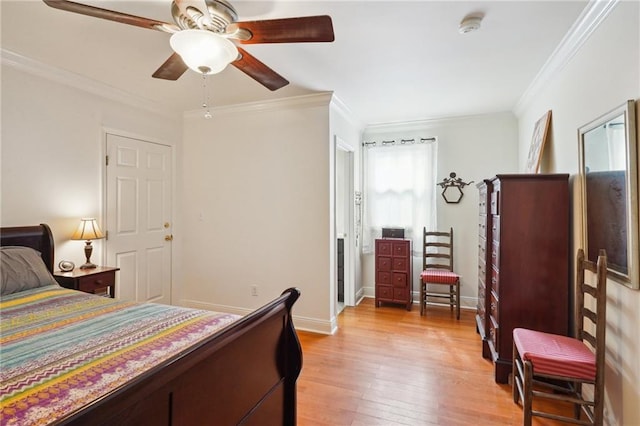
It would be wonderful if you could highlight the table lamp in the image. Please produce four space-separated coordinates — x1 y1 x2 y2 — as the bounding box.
71 218 105 269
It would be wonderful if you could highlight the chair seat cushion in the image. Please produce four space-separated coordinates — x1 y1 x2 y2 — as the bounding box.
513 328 596 381
420 269 459 284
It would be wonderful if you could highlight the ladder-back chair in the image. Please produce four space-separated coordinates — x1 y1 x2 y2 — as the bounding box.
512 248 607 426
419 227 460 319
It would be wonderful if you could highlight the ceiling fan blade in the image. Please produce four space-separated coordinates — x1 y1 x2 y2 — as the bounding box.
232 48 289 91
42 0 180 33
152 53 189 80
229 15 334 44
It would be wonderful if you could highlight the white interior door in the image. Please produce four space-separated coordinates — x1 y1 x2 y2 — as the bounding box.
105 133 172 303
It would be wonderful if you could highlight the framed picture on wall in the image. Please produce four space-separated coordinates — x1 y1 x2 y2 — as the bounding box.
525 110 552 173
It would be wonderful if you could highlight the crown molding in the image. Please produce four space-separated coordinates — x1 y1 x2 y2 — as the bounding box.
2 48 338 121
330 93 365 130
183 91 334 119
513 0 619 116
364 110 516 135
1 49 179 119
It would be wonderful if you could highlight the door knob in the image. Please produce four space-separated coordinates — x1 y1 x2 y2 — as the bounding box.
165 235 173 241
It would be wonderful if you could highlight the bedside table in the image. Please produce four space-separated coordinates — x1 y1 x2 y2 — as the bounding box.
54 266 119 298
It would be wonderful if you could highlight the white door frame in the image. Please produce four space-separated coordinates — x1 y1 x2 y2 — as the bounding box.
102 128 174 303
335 136 356 307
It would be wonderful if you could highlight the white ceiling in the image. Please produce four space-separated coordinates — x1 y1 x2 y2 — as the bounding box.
1 0 588 125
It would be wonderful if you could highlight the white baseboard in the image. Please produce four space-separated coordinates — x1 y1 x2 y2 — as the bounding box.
180 298 335 335
361 285 477 310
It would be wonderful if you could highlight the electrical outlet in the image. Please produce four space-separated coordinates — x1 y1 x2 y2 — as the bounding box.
250 285 258 296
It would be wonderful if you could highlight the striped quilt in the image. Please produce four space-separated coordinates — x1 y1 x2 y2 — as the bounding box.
0 285 240 426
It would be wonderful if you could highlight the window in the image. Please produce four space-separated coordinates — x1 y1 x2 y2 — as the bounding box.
362 139 438 255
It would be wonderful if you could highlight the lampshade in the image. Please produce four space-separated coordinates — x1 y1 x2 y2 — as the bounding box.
71 218 105 241
170 29 238 75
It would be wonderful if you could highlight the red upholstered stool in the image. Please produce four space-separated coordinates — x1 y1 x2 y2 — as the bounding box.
513 328 596 381
420 269 460 285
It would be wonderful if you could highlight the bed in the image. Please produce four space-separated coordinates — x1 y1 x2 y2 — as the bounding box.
0 224 302 425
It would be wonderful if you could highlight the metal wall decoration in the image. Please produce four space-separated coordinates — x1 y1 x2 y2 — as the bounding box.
437 172 474 204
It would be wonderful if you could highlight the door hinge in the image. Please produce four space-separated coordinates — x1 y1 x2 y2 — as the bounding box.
105 230 109 240
106 155 109 166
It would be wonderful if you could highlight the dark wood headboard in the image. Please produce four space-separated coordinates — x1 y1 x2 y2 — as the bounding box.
0 224 55 272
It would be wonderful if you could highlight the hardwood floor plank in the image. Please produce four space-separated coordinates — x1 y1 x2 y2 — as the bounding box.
297 298 572 425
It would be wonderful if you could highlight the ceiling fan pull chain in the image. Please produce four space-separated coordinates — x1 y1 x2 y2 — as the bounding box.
202 74 212 119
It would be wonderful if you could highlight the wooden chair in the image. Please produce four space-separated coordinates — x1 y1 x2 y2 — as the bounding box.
419 227 460 319
512 248 607 426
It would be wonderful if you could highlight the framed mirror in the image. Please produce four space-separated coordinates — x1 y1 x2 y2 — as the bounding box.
579 100 638 289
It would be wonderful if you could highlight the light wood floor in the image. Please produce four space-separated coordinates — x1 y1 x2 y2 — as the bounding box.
297 298 572 426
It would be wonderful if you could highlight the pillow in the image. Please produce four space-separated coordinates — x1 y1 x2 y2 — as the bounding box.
1 246 59 295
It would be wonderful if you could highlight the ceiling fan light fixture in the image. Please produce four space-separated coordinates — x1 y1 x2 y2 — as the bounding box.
170 29 238 75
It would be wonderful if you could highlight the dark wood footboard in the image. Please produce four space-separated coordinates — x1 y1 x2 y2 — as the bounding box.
61 288 302 426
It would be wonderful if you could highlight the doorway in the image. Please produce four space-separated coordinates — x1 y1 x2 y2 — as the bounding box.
335 136 355 312
104 132 173 303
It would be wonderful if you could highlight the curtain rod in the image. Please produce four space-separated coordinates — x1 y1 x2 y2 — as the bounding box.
362 137 436 147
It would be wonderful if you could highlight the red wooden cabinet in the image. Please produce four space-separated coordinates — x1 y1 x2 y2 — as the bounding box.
375 238 412 310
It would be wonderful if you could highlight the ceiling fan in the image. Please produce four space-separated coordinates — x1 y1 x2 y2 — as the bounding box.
42 0 335 91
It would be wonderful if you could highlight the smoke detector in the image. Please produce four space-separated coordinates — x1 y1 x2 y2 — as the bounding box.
459 15 483 34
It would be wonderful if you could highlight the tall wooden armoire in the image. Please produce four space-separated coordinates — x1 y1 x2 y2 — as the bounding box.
476 174 570 383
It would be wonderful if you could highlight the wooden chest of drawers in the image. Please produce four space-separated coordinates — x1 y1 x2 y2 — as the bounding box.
477 174 570 383
375 238 412 310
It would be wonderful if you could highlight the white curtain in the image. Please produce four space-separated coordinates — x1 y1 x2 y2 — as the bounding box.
362 141 438 255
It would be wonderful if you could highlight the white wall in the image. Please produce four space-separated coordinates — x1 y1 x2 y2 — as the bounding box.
180 93 345 334
1 63 182 286
361 112 519 308
515 2 640 424
1 57 363 334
